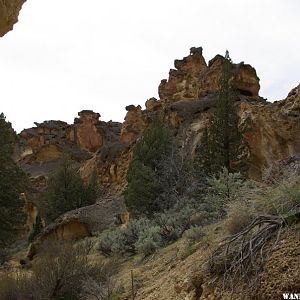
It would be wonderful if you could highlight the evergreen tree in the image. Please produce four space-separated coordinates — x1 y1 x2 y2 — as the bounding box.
0 113 27 247
124 117 173 216
195 51 242 175
43 160 98 223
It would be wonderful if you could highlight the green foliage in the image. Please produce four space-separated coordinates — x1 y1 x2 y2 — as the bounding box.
154 203 196 242
125 160 162 215
98 199 202 257
197 168 255 223
28 214 43 243
132 116 172 169
255 172 300 216
195 51 243 175
43 161 99 223
0 113 28 247
98 218 151 256
224 170 300 235
124 117 175 216
183 226 205 244
135 226 162 256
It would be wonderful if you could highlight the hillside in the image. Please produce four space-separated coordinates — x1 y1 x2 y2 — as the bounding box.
13 48 300 246
1 8 300 299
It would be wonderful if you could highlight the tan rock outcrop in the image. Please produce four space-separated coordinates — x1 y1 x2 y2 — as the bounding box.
239 84 300 179
17 49 300 192
120 105 146 144
159 47 207 102
17 111 122 181
0 0 25 37
80 142 131 192
75 110 104 152
158 47 260 104
101 49 298 186
27 195 127 259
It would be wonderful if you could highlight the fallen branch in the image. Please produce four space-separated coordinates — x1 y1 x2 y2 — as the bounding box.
210 210 300 284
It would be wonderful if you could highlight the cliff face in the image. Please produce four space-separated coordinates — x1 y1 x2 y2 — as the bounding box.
159 47 260 103
17 110 122 178
240 85 300 178
0 0 25 37
17 48 300 255
18 48 300 190
113 48 299 181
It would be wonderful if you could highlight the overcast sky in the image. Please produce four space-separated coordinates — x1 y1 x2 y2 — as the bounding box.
1 0 299 132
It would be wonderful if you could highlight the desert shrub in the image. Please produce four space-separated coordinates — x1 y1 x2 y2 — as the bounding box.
225 200 254 234
28 241 93 299
80 260 122 300
98 218 151 256
223 171 300 236
198 168 256 224
135 226 162 256
0 241 120 300
255 172 300 216
99 193 220 257
183 226 205 244
98 203 199 257
154 204 195 243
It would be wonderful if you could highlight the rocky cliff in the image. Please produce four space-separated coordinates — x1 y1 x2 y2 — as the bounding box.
17 110 122 178
18 48 300 190
16 48 300 255
0 0 25 37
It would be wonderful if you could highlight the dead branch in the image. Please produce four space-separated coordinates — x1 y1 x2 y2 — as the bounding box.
210 210 300 285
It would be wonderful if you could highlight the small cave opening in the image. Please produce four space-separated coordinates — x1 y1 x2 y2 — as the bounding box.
237 89 253 97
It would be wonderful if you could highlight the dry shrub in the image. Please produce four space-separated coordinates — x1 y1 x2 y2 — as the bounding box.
225 201 254 235
0 271 31 300
0 240 121 300
29 241 91 299
80 259 123 300
256 172 300 216
183 226 205 244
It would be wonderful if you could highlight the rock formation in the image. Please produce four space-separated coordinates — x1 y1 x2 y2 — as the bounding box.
19 48 299 191
27 195 126 259
17 48 300 256
17 111 122 179
0 0 26 37
158 47 260 103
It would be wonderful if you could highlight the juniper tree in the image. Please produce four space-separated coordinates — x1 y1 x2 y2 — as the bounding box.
0 113 28 247
124 116 184 216
195 51 242 175
43 160 99 223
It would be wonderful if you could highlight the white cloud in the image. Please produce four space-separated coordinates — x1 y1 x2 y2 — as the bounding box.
0 0 299 132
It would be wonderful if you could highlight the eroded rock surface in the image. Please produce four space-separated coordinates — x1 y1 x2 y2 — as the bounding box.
19 48 300 256
0 0 25 37
27 195 126 259
17 111 122 177
159 47 260 103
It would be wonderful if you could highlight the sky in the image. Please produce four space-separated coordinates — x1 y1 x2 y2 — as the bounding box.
0 0 299 132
